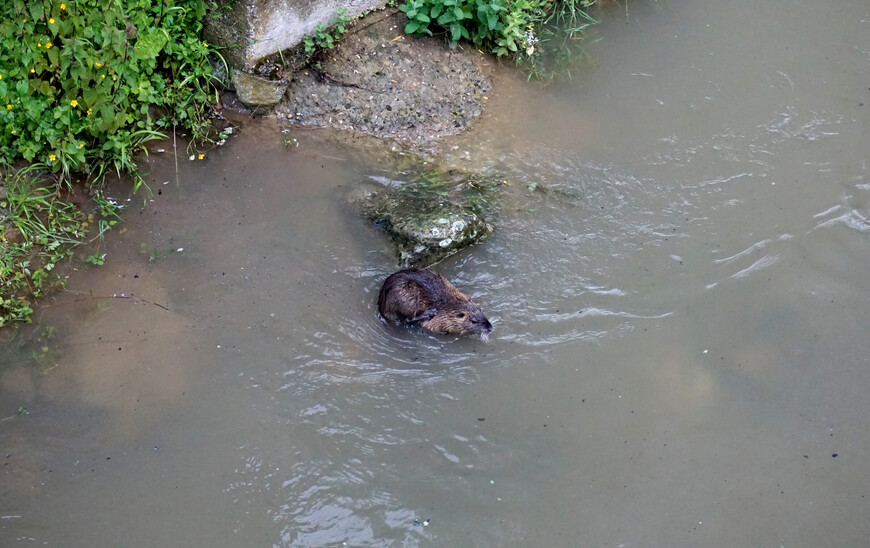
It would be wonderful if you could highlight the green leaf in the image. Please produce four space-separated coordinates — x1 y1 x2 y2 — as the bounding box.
38 81 54 96
134 31 168 61
83 88 106 109
28 3 43 21
405 20 421 34
415 13 430 23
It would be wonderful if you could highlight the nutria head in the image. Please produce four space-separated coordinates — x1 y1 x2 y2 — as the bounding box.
422 301 493 339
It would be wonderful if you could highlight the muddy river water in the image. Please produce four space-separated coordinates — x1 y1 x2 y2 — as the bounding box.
3 1 869 546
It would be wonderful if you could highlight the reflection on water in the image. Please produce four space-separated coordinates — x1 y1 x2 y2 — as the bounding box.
3 0 870 546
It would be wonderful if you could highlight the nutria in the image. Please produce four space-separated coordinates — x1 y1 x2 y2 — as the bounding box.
378 269 493 338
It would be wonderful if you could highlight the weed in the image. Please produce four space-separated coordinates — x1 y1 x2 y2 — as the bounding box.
0 168 86 325
86 252 106 266
303 9 352 56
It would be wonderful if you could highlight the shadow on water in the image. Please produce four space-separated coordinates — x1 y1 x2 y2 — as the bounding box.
3 0 870 546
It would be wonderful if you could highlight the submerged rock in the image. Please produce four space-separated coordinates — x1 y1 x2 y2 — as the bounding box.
349 173 498 267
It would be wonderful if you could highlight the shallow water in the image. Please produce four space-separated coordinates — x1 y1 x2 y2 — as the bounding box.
3 0 870 546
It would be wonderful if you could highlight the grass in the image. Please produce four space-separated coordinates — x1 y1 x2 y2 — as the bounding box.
1 168 77 325
0 165 127 326
516 0 599 82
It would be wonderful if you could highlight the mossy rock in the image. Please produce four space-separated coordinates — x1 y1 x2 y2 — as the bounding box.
350 172 498 267
232 71 289 108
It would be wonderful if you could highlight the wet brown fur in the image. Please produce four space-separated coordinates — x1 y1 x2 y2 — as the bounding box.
378 269 492 336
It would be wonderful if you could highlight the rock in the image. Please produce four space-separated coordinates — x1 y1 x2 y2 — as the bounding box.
277 9 491 148
349 173 498 267
232 71 289 108
203 0 387 71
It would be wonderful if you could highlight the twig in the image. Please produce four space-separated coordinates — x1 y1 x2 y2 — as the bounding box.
41 294 170 312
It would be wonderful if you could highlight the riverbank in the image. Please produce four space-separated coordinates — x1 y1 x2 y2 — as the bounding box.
0 1 601 326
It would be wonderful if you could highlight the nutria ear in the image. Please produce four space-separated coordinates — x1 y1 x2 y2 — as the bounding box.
410 308 437 323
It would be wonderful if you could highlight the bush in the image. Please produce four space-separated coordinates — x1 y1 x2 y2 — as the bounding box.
399 0 597 80
0 0 219 189
399 0 549 56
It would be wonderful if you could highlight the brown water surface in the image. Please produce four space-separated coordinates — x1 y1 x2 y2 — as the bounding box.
3 0 870 546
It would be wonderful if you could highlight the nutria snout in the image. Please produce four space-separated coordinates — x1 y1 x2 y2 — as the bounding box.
378 269 492 338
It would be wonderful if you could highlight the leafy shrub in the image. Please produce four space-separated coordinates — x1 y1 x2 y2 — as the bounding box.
0 0 220 189
399 0 549 56
399 0 597 79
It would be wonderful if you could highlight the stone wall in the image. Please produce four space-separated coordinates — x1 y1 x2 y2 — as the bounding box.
204 0 388 71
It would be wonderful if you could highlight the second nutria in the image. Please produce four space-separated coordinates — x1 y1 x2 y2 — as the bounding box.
378 269 493 338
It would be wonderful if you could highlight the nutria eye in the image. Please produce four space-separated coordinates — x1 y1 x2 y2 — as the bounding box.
458 313 466 318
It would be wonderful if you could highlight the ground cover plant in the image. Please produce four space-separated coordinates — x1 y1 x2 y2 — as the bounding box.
0 0 221 325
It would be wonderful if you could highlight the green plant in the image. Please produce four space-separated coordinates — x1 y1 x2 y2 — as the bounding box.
302 9 352 56
398 0 597 79
0 0 221 189
400 0 545 54
86 252 106 265
523 0 596 80
0 167 86 325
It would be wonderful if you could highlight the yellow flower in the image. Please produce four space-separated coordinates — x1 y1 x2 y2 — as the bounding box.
101 74 106 79
38 43 42 47
95 62 102 67
31 69 35 73
61 3 66 10
86 108 92 116
0 74 3 79
70 99 78 107
202 42 208 48
46 43 53 49
78 144 84 149
6 104 12 110
49 18 55 24
198 153 205 160
49 154 57 162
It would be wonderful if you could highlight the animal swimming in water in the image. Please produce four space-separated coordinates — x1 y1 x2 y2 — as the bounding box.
378 269 493 338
